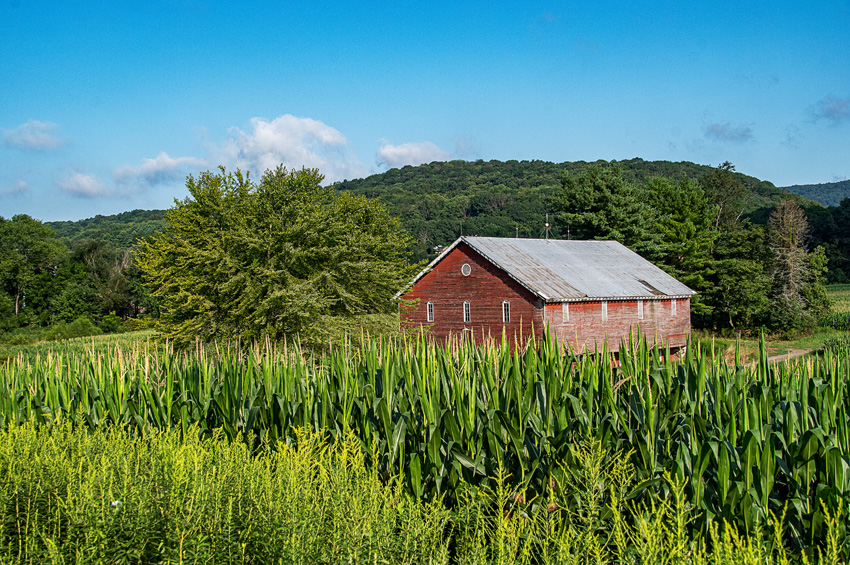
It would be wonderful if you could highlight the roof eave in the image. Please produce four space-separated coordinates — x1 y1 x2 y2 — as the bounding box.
549 292 697 303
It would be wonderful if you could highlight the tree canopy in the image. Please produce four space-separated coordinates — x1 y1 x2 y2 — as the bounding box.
551 163 829 332
137 166 419 345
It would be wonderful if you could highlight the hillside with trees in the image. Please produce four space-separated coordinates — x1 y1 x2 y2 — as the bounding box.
46 209 166 249
782 179 850 207
333 158 807 261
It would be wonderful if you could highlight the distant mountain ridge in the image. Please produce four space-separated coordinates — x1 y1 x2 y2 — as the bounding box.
782 180 850 207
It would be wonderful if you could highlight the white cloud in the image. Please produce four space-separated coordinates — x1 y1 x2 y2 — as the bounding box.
220 114 368 182
2 120 67 150
115 152 206 187
0 180 30 196
704 122 753 143
56 173 109 198
376 141 451 169
813 95 850 125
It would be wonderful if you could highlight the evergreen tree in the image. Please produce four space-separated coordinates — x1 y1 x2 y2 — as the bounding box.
646 176 718 315
554 164 663 261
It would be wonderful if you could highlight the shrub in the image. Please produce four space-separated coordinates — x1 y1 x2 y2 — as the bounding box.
43 316 102 341
99 311 125 334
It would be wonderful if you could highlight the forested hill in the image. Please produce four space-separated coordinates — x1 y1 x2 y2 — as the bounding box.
782 179 850 207
41 159 808 257
46 209 166 249
333 158 807 258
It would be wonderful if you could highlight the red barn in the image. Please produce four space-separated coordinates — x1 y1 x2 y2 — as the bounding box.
398 236 695 352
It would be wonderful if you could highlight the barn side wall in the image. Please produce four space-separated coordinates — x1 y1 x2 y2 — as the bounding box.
544 298 691 353
400 243 544 343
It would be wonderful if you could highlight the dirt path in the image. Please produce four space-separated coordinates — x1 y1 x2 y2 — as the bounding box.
765 348 814 364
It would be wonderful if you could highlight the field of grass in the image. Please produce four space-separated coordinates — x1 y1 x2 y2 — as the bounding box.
688 284 850 365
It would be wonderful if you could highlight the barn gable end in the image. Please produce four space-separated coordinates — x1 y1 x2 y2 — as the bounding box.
400 242 544 342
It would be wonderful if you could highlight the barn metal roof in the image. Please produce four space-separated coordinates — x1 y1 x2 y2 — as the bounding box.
402 236 695 302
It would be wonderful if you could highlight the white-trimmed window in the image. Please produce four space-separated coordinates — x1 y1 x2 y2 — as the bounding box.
463 301 471 323
671 298 677 317
601 300 608 322
637 299 644 320
502 301 510 323
426 301 434 322
562 302 569 323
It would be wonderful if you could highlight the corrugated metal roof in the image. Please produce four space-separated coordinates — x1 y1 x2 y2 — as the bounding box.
465 237 695 301
402 236 695 302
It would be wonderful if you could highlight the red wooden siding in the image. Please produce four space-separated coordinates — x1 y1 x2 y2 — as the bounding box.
544 298 690 353
400 243 691 351
400 242 544 342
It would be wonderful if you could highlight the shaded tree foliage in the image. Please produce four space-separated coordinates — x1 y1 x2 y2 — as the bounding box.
0 215 65 317
138 166 419 345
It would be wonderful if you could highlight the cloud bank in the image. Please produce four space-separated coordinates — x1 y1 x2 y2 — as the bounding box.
376 141 451 169
2 120 68 150
813 95 850 125
704 122 753 143
56 173 109 198
0 180 30 196
220 115 368 183
115 152 207 187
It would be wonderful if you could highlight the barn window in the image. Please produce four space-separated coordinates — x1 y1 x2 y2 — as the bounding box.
562 302 569 323
461 263 472 276
637 299 644 320
671 298 677 317
601 300 608 322
463 301 471 323
426 301 434 322
502 301 510 323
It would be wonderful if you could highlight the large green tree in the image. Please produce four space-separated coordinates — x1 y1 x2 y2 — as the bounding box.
553 165 663 261
137 166 419 344
646 176 718 315
0 215 65 319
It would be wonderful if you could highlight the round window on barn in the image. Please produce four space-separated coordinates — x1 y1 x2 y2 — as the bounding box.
461 263 471 276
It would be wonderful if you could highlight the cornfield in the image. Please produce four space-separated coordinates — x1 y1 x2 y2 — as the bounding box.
1 330 849 558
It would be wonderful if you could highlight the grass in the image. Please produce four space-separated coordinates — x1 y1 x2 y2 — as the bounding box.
689 285 850 366
691 328 845 366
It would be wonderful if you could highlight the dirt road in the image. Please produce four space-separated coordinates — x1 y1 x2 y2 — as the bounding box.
765 349 814 364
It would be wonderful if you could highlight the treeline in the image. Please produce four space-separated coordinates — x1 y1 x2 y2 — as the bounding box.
0 214 159 343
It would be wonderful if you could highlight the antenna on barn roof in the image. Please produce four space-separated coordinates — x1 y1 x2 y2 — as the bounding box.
516 225 519 238
545 213 550 241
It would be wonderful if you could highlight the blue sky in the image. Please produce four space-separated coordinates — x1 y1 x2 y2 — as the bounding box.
1 0 848 222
